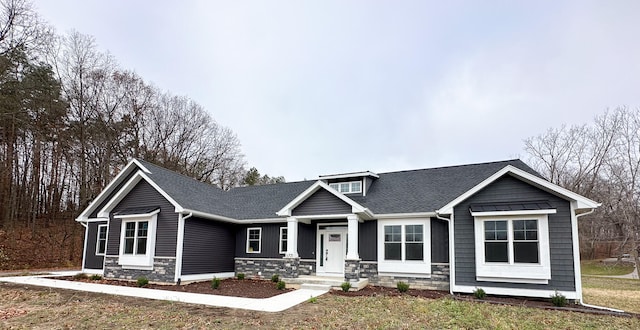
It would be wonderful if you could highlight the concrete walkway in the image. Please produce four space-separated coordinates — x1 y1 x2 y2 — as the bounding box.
0 272 328 312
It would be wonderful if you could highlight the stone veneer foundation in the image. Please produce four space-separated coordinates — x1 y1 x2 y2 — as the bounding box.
234 257 300 279
360 262 450 290
234 257 450 291
104 256 176 283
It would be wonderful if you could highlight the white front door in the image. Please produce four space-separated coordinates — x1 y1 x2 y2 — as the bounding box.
317 228 347 275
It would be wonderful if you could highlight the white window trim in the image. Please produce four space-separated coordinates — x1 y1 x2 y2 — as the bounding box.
279 227 288 255
474 214 551 284
377 218 431 276
328 181 362 194
116 210 159 270
246 227 262 254
95 224 108 256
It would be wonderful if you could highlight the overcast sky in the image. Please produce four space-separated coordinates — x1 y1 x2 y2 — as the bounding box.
33 1 640 181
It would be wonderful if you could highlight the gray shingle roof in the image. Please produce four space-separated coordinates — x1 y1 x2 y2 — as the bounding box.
137 158 539 220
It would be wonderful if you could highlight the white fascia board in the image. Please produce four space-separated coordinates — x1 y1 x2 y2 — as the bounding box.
75 159 141 222
319 171 379 180
276 180 367 217
470 209 557 217
113 209 161 219
437 165 600 215
375 212 437 219
82 217 110 222
183 209 239 223
97 171 184 218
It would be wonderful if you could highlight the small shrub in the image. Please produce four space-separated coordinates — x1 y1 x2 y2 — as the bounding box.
73 273 89 280
308 296 318 303
473 287 486 300
211 277 221 289
397 281 409 293
236 273 245 280
89 274 102 281
341 282 352 292
276 280 286 290
271 274 280 283
551 291 567 307
136 277 149 287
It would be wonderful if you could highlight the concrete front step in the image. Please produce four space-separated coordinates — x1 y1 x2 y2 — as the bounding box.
284 275 369 291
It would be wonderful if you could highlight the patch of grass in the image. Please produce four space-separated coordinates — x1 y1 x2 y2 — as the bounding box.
582 276 640 313
581 259 635 276
2 283 639 329
308 296 318 303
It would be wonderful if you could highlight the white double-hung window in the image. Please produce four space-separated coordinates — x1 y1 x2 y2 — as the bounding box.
474 212 553 284
115 209 159 270
377 219 431 275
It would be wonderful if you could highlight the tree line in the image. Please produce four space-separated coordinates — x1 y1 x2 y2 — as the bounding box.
525 106 640 271
0 0 282 233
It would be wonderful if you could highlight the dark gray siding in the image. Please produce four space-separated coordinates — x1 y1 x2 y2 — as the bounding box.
299 223 316 259
454 174 575 291
235 223 285 258
106 180 178 257
89 170 136 218
83 221 107 269
181 217 235 275
431 217 449 263
359 220 377 261
292 189 352 216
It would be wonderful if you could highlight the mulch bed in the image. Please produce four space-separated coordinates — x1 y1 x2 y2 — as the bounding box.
332 285 638 318
54 276 292 299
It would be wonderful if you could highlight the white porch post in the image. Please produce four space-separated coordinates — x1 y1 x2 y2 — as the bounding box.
286 216 299 258
346 214 360 260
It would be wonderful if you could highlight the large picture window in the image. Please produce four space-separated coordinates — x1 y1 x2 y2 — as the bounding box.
482 219 539 264
473 213 551 284
246 228 261 253
96 224 107 256
123 221 148 255
378 219 431 275
116 209 158 270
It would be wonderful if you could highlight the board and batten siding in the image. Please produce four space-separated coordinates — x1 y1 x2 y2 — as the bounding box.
83 221 107 269
298 222 316 259
454 174 575 291
292 189 352 216
431 217 449 263
358 220 377 261
181 217 235 275
106 180 178 257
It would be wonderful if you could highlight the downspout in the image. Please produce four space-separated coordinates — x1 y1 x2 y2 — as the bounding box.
435 213 454 295
183 212 193 221
575 209 624 313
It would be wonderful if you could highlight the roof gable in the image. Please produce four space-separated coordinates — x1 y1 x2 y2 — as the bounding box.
276 181 372 218
436 165 600 215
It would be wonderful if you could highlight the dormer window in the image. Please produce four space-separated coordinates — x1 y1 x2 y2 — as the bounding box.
329 181 362 194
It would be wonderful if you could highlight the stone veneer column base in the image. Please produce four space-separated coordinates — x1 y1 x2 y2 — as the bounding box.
359 262 450 291
234 257 300 279
344 259 360 281
104 256 176 283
